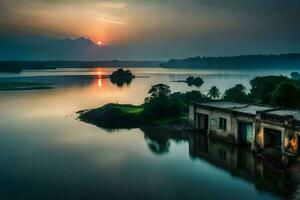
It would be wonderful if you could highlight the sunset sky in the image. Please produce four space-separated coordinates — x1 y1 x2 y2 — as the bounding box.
0 0 300 60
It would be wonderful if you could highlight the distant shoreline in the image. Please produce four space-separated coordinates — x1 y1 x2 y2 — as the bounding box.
1 53 300 73
0 61 163 73
160 53 300 69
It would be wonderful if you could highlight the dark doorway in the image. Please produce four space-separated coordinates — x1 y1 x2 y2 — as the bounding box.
196 113 208 130
238 122 253 146
264 128 282 151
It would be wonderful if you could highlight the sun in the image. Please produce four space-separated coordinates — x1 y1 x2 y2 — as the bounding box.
97 41 103 45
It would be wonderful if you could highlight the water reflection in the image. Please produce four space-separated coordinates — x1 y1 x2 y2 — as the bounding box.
189 133 293 197
142 129 293 198
97 79 102 87
142 128 188 155
0 68 297 199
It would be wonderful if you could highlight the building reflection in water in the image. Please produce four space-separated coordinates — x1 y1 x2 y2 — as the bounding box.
142 128 293 197
188 132 293 197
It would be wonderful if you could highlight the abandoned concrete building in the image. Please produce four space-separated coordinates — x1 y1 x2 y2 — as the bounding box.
189 101 300 157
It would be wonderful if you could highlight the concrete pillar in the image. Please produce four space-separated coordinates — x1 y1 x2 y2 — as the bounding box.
189 104 195 123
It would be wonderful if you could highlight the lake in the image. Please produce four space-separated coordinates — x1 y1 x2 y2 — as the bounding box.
0 68 298 200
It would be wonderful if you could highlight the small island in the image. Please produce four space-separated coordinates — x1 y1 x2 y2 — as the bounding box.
186 76 204 87
173 76 204 87
110 68 135 87
79 84 207 129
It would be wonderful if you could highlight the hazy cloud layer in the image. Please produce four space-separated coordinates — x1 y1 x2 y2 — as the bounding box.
0 0 299 60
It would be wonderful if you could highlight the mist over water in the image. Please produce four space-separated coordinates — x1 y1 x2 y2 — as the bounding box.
0 68 297 199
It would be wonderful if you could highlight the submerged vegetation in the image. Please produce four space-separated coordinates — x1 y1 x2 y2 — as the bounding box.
0 81 53 90
110 68 135 87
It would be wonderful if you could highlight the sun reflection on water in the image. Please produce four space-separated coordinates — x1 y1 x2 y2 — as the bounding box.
98 79 102 87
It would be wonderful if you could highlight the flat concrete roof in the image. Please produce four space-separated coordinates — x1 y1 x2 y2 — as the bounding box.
195 101 300 121
267 110 300 121
198 101 272 115
200 101 247 109
231 105 272 115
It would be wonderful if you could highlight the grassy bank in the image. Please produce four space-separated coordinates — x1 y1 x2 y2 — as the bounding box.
78 103 190 129
78 84 207 129
0 82 53 90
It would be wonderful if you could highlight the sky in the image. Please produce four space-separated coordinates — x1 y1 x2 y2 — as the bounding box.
0 0 300 60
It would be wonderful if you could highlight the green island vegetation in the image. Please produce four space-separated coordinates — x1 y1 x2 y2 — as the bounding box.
186 76 204 87
79 72 300 129
173 76 204 87
0 82 53 90
109 68 135 87
79 83 208 129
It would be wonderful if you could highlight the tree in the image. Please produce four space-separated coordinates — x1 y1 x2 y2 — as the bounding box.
186 76 204 87
145 84 171 102
193 77 204 87
249 76 288 103
223 84 248 102
143 84 183 119
183 90 207 104
291 72 300 80
271 81 300 108
186 76 194 86
207 86 221 99
110 68 135 87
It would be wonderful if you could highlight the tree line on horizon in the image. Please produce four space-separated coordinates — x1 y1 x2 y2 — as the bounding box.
160 53 300 69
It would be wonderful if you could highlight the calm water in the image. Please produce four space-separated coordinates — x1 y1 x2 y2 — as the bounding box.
0 68 298 200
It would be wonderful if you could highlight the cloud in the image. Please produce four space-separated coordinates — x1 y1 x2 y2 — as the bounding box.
0 0 300 59
94 17 125 25
98 2 127 9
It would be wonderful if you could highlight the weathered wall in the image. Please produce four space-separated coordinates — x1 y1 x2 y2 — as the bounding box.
191 104 300 157
195 107 237 140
